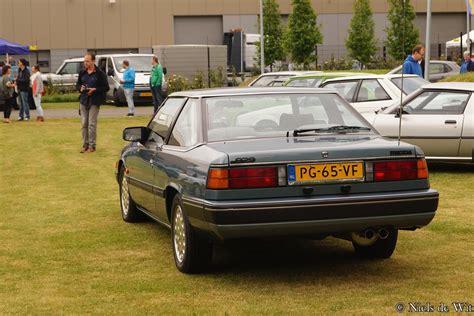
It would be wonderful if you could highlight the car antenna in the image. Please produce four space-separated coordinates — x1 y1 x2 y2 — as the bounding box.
397 0 407 146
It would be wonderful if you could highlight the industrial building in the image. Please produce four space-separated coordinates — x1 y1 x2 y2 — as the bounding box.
0 0 469 72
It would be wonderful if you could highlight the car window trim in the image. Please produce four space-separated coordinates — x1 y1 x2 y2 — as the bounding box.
354 79 392 103
147 96 188 141
320 79 361 102
166 97 203 148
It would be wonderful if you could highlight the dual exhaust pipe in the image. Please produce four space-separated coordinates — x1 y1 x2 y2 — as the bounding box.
363 227 390 240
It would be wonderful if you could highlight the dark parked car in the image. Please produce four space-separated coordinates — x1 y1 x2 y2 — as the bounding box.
116 88 439 273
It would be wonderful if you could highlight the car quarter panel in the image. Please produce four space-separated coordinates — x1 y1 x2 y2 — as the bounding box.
459 96 474 159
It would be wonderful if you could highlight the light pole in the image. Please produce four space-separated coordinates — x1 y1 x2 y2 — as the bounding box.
424 0 431 81
467 0 472 54
259 0 265 74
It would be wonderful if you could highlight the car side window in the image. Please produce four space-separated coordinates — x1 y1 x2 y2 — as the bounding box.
98 58 107 73
429 63 444 74
59 62 79 75
356 79 390 102
107 58 114 75
148 98 187 139
168 99 201 147
405 91 470 115
322 81 359 101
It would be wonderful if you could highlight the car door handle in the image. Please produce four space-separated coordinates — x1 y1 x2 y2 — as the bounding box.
445 120 457 124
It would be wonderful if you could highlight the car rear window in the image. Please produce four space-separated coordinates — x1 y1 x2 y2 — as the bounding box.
204 93 371 142
391 77 428 95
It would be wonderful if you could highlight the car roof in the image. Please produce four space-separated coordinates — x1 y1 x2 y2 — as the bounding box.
322 73 421 82
97 54 154 58
421 82 474 91
258 71 322 77
62 54 154 63
288 72 371 80
170 87 337 98
62 57 84 63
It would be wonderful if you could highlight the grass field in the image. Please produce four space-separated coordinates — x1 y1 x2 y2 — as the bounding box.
0 118 473 314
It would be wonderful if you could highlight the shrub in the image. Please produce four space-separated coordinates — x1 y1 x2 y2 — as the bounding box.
440 72 474 82
167 74 190 94
209 66 227 88
191 71 206 89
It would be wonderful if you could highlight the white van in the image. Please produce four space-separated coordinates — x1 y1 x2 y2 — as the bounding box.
97 54 155 105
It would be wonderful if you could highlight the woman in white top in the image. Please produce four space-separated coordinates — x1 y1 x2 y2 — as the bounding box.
31 65 45 121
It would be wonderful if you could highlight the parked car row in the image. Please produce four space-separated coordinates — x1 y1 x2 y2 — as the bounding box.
247 66 473 162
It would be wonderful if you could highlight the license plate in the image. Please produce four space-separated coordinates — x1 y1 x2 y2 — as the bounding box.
140 92 152 97
287 162 364 185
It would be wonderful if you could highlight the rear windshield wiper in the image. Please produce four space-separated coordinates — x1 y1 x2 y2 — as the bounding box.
292 125 371 136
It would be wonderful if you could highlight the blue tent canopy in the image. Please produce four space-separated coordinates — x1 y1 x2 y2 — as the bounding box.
0 38 29 55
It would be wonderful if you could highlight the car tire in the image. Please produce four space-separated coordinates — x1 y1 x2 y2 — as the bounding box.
114 90 126 107
352 228 398 259
171 194 212 274
119 166 144 222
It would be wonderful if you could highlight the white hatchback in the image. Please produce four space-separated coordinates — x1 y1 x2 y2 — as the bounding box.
320 74 429 114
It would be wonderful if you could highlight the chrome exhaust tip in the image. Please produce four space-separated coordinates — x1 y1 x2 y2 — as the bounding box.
364 228 375 239
378 228 389 240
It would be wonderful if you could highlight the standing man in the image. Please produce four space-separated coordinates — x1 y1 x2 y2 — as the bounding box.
402 45 425 77
460 51 474 73
75 52 109 153
150 56 164 113
16 59 31 121
120 60 136 116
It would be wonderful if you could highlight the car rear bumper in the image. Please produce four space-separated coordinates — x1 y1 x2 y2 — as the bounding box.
183 189 439 240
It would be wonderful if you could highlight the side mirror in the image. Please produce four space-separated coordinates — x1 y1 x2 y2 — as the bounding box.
394 108 401 118
123 126 148 142
107 69 114 76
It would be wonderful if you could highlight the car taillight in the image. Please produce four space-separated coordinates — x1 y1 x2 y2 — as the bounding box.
207 166 286 189
372 159 428 182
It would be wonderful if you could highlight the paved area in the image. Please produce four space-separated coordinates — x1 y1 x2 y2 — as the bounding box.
7 106 153 119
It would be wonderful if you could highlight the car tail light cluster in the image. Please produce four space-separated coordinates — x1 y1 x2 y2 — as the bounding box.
371 159 428 182
207 166 286 189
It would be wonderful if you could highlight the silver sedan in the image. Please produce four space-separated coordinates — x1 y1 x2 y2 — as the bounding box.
367 82 474 162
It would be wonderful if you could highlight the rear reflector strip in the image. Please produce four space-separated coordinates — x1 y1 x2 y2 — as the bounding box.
372 159 428 182
208 166 286 189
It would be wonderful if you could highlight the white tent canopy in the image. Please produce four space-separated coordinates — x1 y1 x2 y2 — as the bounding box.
446 31 474 49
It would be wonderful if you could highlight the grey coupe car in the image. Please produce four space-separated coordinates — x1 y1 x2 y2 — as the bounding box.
388 60 461 82
116 87 439 273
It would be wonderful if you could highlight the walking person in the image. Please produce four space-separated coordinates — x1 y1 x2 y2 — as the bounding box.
150 56 164 113
120 60 136 116
1 65 16 123
402 45 425 77
75 52 109 153
31 65 45 121
16 58 31 121
460 51 474 73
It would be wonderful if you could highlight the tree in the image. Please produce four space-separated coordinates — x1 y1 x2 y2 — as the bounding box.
385 0 420 61
285 0 323 68
255 0 286 71
346 0 377 68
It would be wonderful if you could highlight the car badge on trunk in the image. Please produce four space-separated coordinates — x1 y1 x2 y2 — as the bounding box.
321 151 329 158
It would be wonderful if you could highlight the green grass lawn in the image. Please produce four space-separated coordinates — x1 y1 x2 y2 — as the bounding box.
0 118 473 314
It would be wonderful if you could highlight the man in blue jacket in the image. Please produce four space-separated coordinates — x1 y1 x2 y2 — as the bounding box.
120 60 135 116
403 45 425 77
